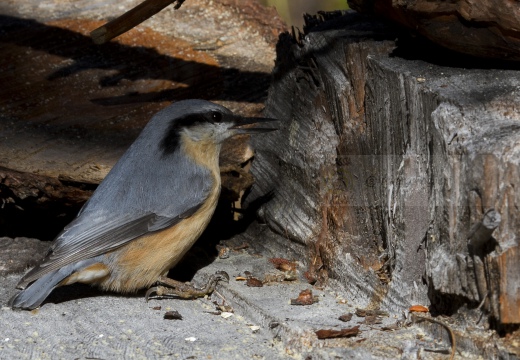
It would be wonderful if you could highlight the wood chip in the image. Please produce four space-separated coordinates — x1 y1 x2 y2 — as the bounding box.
290 289 318 305
163 310 182 320
269 257 297 272
246 277 264 287
338 313 353 322
315 326 360 339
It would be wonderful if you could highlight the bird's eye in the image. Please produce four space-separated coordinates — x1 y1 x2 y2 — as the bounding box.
211 112 222 122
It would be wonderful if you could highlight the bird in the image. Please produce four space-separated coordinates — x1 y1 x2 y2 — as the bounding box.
9 99 276 310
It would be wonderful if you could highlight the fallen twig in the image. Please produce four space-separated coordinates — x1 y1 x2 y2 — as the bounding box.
413 315 456 360
91 0 186 44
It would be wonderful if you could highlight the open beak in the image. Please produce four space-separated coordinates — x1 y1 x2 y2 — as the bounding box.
231 116 278 134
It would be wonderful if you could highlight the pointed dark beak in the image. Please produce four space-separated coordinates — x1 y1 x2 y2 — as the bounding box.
231 116 278 134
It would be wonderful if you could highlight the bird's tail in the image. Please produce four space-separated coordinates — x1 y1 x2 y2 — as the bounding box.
8 270 68 310
8 258 101 310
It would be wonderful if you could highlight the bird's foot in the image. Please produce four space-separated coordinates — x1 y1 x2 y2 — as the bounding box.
145 271 229 301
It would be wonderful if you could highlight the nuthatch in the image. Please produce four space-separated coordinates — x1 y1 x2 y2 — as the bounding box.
9 99 276 310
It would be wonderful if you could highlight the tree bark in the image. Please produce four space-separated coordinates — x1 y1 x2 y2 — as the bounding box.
249 11 520 328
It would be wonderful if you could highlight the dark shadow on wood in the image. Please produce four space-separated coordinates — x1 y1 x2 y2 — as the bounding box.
0 14 271 105
391 32 520 71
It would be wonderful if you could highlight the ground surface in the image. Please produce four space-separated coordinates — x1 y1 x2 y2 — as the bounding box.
0 236 494 360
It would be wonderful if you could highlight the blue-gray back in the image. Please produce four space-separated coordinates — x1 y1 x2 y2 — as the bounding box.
18 100 223 287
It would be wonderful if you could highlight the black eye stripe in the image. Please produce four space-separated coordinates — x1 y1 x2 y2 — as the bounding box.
160 113 205 156
160 110 226 156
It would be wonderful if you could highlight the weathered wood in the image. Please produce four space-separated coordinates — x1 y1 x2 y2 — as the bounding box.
497 247 520 324
348 0 520 61
468 209 501 254
248 11 520 331
0 167 93 205
0 237 50 276
0 0 285 223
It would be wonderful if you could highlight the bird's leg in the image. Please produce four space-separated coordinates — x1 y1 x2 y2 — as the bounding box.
145 271 229 301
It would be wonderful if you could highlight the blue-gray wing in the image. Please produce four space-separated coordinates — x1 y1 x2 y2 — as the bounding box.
18 152 214 288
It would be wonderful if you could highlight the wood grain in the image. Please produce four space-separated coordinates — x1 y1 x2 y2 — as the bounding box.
348 0 520 61
249 12 520 327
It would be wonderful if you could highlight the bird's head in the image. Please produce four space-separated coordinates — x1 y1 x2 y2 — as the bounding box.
158 100 277 156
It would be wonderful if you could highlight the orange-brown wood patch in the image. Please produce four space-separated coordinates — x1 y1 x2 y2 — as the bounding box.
498 247 520 324
0 17 221 183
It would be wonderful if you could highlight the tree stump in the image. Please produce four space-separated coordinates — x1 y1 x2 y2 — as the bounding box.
249 11 520 332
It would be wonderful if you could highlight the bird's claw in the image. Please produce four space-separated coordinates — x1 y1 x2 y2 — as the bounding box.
145 271 230 302
145 286 160 302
